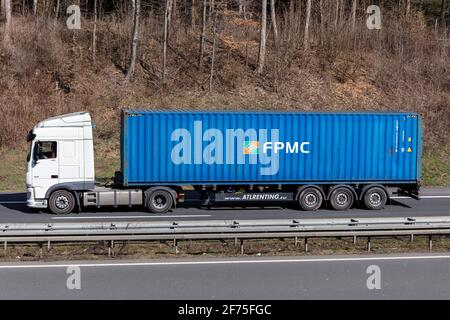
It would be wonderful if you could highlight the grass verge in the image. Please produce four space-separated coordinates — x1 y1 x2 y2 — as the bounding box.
0 236 449 262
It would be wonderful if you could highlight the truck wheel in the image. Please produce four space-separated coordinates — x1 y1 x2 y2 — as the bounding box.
363 187 387 210
146 190 173 214
48 190 75 214
298 187 323 211
329 187 354 211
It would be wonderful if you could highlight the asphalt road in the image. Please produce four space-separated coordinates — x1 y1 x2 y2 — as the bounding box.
0 254 450 299
0 187 449 223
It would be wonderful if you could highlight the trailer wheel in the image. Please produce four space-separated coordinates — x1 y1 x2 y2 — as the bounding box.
146 190 173 214
48 190 76 215
298 187 323 211
363 187 387 210
329 187 354 211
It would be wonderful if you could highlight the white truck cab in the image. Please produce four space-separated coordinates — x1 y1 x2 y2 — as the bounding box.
26 112 95 211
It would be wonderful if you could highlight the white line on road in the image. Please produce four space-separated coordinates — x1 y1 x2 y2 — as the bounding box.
391 196 450 199
1 254 450 269
51 215 211 220
0 201 26 204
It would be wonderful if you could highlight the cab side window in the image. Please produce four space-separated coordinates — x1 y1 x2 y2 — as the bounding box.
36 141 57 159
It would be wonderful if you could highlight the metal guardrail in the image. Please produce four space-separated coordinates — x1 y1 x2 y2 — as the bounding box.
1 216 450 242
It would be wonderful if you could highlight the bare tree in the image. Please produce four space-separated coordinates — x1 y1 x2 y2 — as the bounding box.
319 0 324 45
406 0 411 16
55 0 60 21
33 0 38 15
238 0 244 16
162 0 173 84
191 0 196 28
351 0 357 30
198 0 207 70
257 0 267 74
304 0 312 50
270 0 278 49
442 0 447 28
125 0 141 82
209 9 218 91
334 0 339 30
3 0 11 44
92 0 98 63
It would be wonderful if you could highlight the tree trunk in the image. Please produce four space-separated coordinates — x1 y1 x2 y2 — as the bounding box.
125 0 141 81
319 0 324 45
55 0 60 20
304 0 311 50
33 0 38 15
198 0 207 70
334 0 339 30
270 0 279 49
238 0 244 16
162 0 173 84
257 0 267 74
92 0 98 62
173 0 177 21
406 0 411 16
442 0 447 27
351 0 357 30
209 9 218 92
191 0 196 28
3 0 11 43
208 0 214 19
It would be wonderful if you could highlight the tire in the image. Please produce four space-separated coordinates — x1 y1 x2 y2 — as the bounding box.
329 187 354 211
298 187 323 211
363 187 388 210
48 190 76 214
146 190 173 214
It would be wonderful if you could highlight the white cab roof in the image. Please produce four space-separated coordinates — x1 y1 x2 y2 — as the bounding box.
35 112 92 128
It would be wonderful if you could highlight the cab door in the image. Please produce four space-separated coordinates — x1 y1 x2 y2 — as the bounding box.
31 141 59 199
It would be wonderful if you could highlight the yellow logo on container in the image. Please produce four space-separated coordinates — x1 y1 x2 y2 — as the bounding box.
407 147 412 153
244 141 259 155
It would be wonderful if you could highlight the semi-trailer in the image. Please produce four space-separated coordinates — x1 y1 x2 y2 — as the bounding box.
26 110 422 214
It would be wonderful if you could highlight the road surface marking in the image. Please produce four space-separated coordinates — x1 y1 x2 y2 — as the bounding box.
391 196 450 199
52 215 211 220
0 201 26 204
0 255 450 269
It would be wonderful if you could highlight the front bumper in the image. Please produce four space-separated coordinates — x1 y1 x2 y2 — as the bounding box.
26 188 47 209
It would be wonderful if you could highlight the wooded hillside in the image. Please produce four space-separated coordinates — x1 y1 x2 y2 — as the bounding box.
0 0 448 150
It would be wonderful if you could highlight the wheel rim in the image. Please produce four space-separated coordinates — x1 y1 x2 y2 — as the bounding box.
369 192 382 206
55 195 69 210
336 192 349 206
304 193 318 207
152 194 168 209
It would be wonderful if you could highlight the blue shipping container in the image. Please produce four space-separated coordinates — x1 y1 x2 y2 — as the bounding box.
120 110 422 186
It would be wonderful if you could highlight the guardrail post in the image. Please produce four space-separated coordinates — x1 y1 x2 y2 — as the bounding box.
367 237 371 252
234 238 238 246
38 242 43 259
47 240 51 251
3 242 6 251
410 234 414 243
429 236 433 251
174 239 179 254
353 236 357 244
240 239 244 255
294 236 298 246
108 240 114 257
304 238 308 253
